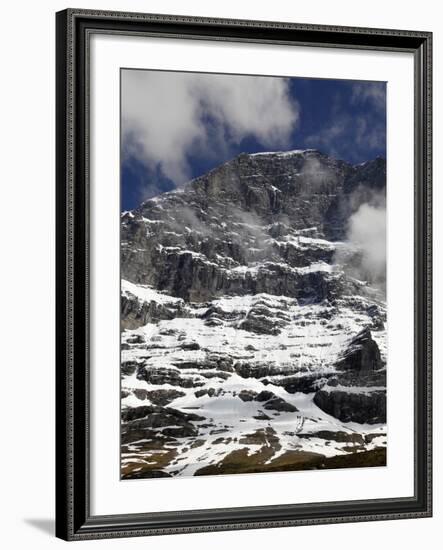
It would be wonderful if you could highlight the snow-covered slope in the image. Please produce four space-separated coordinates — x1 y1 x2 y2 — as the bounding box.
120 149 387 478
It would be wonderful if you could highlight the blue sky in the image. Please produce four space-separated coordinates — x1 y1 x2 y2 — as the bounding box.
121 70 386 211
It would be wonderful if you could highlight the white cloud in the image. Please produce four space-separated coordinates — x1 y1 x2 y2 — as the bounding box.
347 201 386 285
122 70 299 184
299 155 337 189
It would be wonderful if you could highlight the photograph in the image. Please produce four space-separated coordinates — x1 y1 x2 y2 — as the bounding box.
120 69 388 479
0 0 438 546
53 7 432 541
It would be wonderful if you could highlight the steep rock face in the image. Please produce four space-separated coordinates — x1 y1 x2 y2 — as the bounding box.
313 330 386 423
121 149 386 303
121 292 183 329
335 327 382 372
313 384 386 424
121 280 187 329
120 149 387 479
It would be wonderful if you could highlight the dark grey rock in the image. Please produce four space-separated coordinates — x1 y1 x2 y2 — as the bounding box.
121 405 205 444
255 390 276 402
195 387 222 398
312 330 386 424
234 362 294 379
132 388 185 406
269 373 332 394
180 341 201 351
313 387 386 424
263 397 299 413
121 151 386 303
238 390 258 402
137 365 205 388
297 430 365 444
121 361 138 377
237 389 298 412
335 327 382 372
121 290 186 330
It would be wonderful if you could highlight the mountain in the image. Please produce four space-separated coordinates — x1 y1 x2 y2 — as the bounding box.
120 149 387 479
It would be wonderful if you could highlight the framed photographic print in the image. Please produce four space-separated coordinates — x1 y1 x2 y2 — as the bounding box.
55 9 432 541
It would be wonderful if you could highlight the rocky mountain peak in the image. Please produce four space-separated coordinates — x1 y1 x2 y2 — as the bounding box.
120 150 387 478
121 151 385 302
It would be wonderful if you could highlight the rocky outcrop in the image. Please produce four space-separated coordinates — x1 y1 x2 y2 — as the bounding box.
121 150 386 303
268 373 334 394
262 396 299 413
234 362 293 379
136 365 206 388
335 327 382 372
121 286 186 330
121 405 205 444
313 385 386 424
313 329 386 423
237 389 298 412
131 388 186 406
